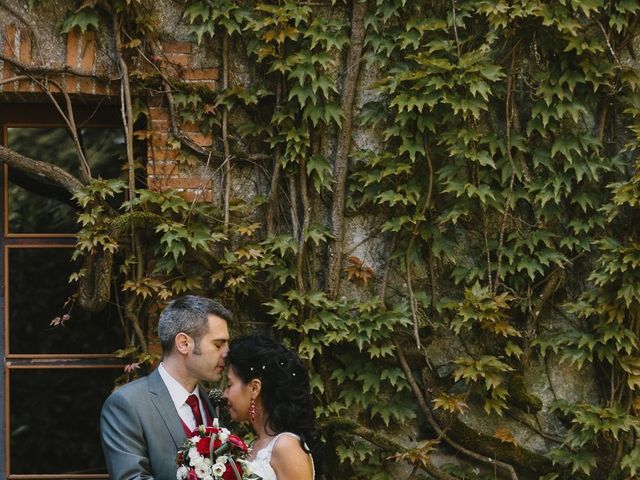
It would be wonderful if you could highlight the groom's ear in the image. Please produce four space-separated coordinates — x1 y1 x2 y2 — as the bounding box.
175 332 191 354
249 379 262 398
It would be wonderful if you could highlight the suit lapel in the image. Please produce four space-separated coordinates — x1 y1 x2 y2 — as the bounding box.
148 369 185 448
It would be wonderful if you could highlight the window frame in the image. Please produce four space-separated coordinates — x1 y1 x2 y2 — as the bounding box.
1 103 125 479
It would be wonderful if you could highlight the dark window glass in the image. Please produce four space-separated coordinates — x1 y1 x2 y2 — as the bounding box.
8 247 123 354
9 368 120 475
7 127 125 234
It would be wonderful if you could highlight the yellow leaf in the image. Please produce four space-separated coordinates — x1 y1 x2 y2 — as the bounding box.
494 428 517 445
237 222 262 236
432 393 469 414
387 440 439 466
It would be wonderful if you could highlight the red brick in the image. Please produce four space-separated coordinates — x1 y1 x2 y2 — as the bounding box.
151 119 170 132
147 94 166 107
166 53 189 67
182 68 219 81
149 107 170 122
198 81 217 92
80 31 96 72
166 177 213 190
3 25 16 57
66 30 79 69
185 132 213 147
78 77 95 93
17 30 33 91
18 29 31 63
150 148 180 161
2 25 17 91
47 81 64 94
95 80 108 95
162 41 192 54
146 161 179 176
180 121 201 133
181 189 213 202
65 75 78 93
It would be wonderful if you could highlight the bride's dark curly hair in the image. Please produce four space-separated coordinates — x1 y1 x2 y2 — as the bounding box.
227 335 319 457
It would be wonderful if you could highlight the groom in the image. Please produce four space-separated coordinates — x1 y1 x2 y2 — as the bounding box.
100 295 232 480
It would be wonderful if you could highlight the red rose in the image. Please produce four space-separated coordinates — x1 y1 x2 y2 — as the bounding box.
196 437 211 456
205 426 220 435
222 461 244 480
213 437 222 450
187 468 198 480
227 434 249 452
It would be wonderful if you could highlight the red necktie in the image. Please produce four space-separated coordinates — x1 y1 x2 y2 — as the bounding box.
186 394 203 427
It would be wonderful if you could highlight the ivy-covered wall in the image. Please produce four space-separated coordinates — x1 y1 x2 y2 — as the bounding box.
3 1 640 479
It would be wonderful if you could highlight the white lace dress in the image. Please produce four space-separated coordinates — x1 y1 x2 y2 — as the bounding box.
248 432 315 480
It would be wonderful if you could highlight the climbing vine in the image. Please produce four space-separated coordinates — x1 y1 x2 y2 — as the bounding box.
5 0 640 478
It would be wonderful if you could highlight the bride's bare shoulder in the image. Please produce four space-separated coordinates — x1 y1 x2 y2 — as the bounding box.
270 434 313 480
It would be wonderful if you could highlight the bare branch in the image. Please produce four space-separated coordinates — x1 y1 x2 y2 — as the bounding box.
0 144 84 193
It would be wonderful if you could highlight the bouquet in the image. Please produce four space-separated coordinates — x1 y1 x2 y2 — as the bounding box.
176 419 253 480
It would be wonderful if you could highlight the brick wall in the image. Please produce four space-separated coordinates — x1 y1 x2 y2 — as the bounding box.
0 26 218 201
146 41 218 202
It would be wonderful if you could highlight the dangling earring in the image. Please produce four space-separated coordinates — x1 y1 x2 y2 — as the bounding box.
249 399 256 422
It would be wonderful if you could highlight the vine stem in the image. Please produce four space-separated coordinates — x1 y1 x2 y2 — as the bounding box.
393 339 519 480
378 233 398 302
405 135 436 347
494 45 519 290
288 173 300 240
113 14 136 201
14 73 93 183
405 248 421 349
451 0 461 58
296 152 311 292
327 0 367 296
321 417 459 480
266 61 284 236
222 34 231 232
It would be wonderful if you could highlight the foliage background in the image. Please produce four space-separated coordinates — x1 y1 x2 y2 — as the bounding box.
5 0 640 478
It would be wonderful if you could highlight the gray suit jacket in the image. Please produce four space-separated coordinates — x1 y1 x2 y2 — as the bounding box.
100 369 215 480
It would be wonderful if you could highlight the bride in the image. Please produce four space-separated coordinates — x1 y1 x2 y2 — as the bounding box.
223 335 317 480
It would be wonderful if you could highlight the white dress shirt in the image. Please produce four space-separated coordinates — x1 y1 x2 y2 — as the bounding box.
158 362 206 431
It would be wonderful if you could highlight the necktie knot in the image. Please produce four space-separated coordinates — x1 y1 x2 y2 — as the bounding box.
186 394 203 427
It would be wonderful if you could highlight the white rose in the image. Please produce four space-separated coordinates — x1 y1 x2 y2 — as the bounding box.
203 476 214 480
215 455 228 465
176 465 189 480
190 454 204 468
211 463 226 477
195 463 211 479
203 457 213 466
218 431 229 443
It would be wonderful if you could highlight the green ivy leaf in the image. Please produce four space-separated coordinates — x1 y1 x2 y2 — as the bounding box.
61 9 100 34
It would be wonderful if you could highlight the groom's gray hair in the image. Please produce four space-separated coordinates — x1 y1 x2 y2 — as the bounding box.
158 295 232 353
